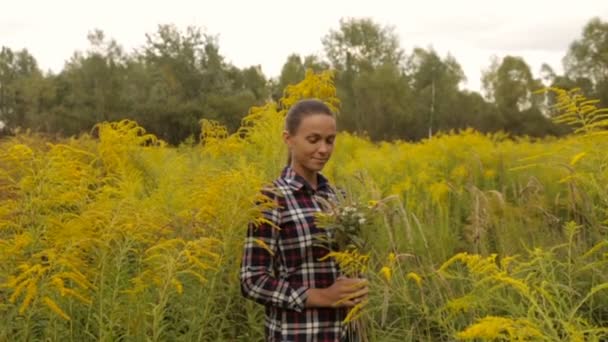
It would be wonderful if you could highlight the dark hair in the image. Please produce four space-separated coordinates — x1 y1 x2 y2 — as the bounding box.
285 99 335 165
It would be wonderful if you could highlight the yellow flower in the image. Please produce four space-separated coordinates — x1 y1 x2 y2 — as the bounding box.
438 252 468 274
343 301 366 323
456 316 542 340
406 272 422 288
429 181 450 205
492 273 530 296
390 179 412 195
19 281 38 314
450 165 468 180
319 250 369 277
500 255 518 270
254 238 275 256
388 252 397 264
172 278 184 295
483 169 496 179
380 266 392 282
43 297 71 321
446 294 475 314
570 151 586 166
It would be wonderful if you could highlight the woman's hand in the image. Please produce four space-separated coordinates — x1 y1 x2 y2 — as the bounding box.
305 277 369 308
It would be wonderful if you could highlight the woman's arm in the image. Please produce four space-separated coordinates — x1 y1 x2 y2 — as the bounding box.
239 196 309 313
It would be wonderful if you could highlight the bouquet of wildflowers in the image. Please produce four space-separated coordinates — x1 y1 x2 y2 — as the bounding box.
314 192 376 254
314 190 387 280
315 190 417 340
314 192 382 341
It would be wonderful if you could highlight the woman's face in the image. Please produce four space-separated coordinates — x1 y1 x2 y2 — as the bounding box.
284 113 337 174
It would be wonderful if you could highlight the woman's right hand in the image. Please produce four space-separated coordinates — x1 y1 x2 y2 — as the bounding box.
305 277 369 308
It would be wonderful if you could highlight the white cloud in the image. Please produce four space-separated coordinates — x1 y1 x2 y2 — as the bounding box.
1 0 607 92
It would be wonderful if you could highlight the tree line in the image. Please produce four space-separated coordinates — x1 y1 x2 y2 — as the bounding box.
1 17 607 144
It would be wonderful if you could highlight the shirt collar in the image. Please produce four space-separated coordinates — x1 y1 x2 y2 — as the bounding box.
281 165 329 192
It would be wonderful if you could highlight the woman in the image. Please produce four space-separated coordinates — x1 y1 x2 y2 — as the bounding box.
240 99 368 341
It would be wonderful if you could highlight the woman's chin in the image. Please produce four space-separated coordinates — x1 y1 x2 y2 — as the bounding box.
311 161 327 170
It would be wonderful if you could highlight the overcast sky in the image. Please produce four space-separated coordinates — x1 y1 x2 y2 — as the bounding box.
2 0 607 92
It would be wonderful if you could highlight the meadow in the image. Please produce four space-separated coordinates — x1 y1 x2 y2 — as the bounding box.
1 71 607 341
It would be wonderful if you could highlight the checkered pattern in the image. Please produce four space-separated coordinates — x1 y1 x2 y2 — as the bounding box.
240 166 349 341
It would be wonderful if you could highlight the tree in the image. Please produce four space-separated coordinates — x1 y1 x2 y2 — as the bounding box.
406 48 466 138
482 56 543 113
482 56 560 136
346 63 414 140
53 29 129 135
274 54 328 99
563 17 608 106
275 54 305 99
454 91 503 133
322 18 404 73
322 18 411 139
136 24 267 142
0 47 46 131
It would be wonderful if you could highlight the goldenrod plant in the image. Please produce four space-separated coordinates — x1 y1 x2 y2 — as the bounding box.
0 71 607 340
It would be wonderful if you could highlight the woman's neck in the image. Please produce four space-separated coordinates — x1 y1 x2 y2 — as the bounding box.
290 163 317 190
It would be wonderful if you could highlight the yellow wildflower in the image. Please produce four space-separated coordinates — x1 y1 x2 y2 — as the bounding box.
570 152 586 166
456 316 542 340
172 278 184 295
380 266 391 282
43 297 71 321
407 272 422 288
19 281 37 314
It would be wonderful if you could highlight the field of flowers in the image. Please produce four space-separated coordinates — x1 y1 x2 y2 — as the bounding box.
1 71 607 341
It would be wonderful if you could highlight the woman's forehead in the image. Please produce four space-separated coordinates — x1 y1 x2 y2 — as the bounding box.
296 114 336 133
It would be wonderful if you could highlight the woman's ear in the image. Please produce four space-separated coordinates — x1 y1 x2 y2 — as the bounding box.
282 130 291 147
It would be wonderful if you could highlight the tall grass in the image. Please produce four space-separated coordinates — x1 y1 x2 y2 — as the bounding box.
0 72 606 340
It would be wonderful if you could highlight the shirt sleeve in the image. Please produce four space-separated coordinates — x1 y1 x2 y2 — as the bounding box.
239 190 309 312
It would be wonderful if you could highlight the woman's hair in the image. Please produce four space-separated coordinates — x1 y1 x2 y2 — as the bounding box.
285 99 334 134
285 99 335 165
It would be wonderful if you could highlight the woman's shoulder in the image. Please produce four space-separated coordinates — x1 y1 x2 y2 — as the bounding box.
258 177 290 201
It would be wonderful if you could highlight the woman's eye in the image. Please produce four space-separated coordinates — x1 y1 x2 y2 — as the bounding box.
307 137 320 143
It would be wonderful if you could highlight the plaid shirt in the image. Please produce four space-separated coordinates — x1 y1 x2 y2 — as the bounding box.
240 166 349 341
